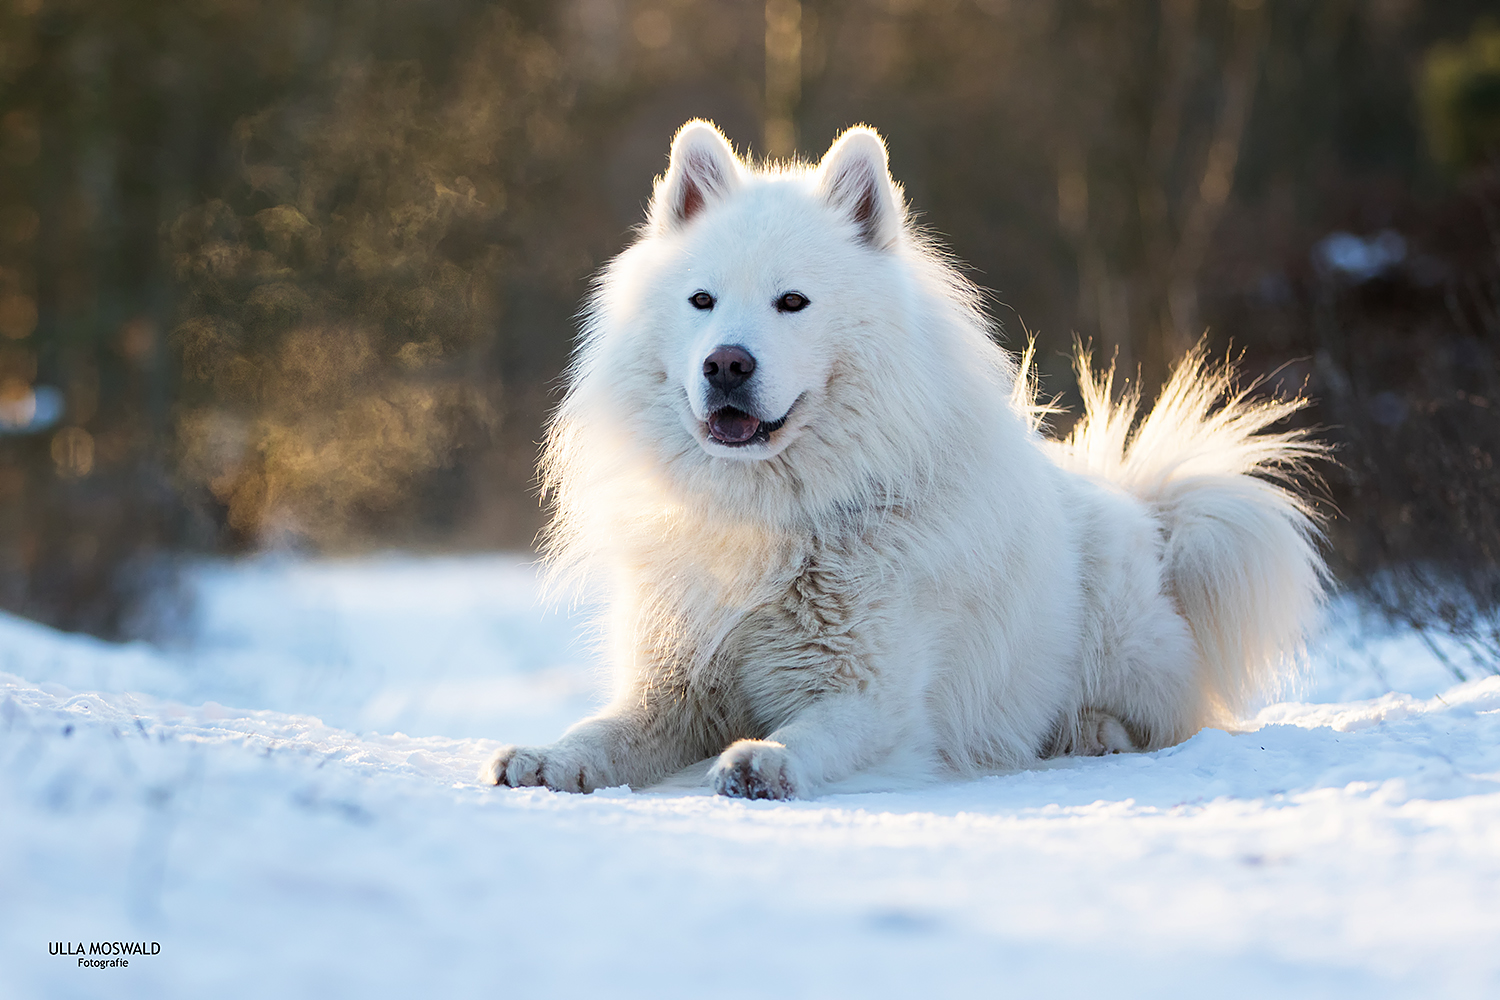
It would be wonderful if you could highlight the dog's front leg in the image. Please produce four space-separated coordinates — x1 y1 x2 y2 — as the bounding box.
482 700 702 793
709 690 903 800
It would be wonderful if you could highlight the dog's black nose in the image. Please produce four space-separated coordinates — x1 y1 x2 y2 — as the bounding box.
703 345 756 390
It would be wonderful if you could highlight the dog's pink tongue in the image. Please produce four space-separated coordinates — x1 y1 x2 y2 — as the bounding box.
709 408 760 444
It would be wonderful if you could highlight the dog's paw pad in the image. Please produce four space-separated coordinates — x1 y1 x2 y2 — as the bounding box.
481 745 540 787
710 740 802 800
482 743 610 793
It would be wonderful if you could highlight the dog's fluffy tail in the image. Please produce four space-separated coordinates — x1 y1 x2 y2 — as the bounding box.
1055 343 1330 718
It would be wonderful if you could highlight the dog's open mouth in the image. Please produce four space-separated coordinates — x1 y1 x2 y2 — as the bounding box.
707 407 789 447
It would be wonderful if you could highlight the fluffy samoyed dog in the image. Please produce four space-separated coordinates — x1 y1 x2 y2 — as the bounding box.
483 121 1326 799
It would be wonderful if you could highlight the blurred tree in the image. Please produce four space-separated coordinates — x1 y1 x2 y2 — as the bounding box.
166 7 578 547
0 0 1497 640
1421 18 1500 175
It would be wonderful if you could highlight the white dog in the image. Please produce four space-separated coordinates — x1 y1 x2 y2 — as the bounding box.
482 121 1326 799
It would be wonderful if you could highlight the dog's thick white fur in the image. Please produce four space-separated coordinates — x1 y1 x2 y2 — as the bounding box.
482 121 1327 799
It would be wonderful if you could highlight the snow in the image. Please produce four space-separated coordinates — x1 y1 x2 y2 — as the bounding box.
3 556 1498 999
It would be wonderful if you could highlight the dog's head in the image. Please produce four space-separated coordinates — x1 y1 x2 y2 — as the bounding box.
627 120 910 464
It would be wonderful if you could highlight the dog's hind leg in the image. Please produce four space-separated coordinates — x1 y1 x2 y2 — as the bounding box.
1043 709 1136 758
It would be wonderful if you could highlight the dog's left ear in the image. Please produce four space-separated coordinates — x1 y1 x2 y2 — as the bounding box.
816 127 905 250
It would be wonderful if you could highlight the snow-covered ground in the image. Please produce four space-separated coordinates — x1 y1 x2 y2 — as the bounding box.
2 555 1498 999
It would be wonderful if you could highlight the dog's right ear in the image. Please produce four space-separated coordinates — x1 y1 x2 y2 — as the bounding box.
649 121 743 233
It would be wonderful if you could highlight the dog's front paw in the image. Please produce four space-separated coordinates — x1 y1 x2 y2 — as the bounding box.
710 740 804 800
480 740 617 793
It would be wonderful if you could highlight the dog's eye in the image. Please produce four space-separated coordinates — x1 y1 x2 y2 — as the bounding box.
690 290 716 310
775 291 809 313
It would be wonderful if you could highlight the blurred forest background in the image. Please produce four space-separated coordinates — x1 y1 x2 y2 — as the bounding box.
1 0 1499 668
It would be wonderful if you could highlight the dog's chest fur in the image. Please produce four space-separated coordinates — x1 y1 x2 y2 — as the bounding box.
647 530 884 745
